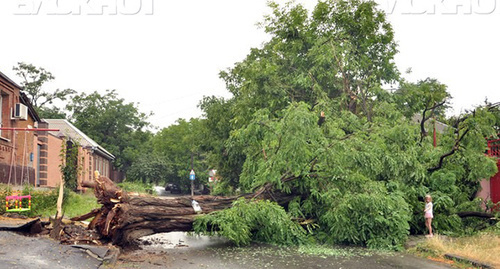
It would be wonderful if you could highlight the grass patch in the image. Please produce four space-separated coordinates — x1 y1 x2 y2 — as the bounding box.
418 233 500 268
33 190 100 218
1 184 100 219
63 191 100 219
23 190 99 219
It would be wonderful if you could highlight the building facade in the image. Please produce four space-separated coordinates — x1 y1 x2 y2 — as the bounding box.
0 71 41 186
1 71 115 189
42 119 115 189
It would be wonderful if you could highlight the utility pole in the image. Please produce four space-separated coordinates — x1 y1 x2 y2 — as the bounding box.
190 152 194 197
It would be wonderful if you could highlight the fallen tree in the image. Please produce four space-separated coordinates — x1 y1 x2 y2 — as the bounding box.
71 175 293 246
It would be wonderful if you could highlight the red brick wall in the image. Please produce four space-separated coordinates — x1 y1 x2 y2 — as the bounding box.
0 74 37 186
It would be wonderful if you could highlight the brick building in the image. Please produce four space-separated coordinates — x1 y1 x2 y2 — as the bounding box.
1 71 115 189
0 71 41 186
42 119 115 188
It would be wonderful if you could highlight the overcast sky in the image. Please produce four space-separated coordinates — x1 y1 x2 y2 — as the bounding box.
0 0 498 130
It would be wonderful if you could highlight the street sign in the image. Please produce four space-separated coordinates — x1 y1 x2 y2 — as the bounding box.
189 169 195 180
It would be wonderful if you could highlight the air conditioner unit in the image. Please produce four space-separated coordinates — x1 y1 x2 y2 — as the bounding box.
13 103 28 120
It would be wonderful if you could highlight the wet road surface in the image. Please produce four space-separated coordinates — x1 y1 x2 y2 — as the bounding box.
0 226 452 269
117 232 452 269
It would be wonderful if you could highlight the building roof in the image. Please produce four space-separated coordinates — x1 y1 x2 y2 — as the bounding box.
43 119 115 160
0 70 41 122
0 71 23 90
19 92 41 122
412 114 451 134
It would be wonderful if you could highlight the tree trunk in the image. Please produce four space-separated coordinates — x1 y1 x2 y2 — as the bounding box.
72 176 292 246
50 176 65 240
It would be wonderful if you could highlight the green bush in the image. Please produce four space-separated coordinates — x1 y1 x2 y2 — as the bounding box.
0 185 60 217
29 189 61 217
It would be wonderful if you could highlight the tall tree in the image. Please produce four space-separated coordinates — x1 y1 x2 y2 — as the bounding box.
151 118 207 191
13 62 75 116
204 0 399 188
127 151 173 186
199 96 244 191
192 0 499 250
394 78 451 120
66 90 151 172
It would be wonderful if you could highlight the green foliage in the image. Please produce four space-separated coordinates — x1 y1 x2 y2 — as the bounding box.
394 78 451 119
190 0 500 250
0 184 12 214
66 89 152 173
194 198 307 246
127 152 173 185
28 189 61 217
202 0 400 188
210 178 236 196
151 118 207 190
1 184 100 218
320 187 411 250
199 96 244 188
0 186 60 217
8 0 490 252
13 62 76 110
37 105 67 119
237 102 326 193
59 138 82 191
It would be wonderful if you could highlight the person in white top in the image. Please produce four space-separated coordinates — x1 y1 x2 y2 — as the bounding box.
424 194 433 237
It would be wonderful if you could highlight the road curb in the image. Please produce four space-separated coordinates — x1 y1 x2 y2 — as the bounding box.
444 254 493 269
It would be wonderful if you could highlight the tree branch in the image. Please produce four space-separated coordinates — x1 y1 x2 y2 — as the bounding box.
457 211 496 219
428 128 470 173
420 101 446 143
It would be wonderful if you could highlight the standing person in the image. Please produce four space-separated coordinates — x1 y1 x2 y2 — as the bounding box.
424 194 433 237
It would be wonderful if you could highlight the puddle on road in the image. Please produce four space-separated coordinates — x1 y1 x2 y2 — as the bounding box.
138 232 231 250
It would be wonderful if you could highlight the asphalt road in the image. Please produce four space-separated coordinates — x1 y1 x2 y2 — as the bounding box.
0 231 102 269
0 228 454 269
